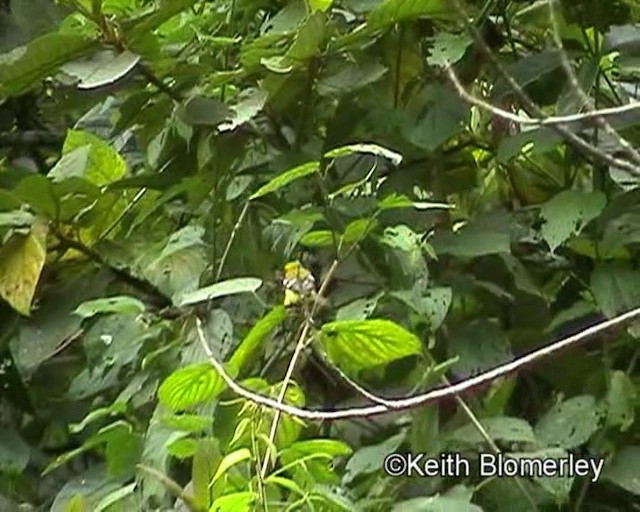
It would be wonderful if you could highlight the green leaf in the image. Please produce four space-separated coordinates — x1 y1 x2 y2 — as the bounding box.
449 417 537 446
342 218 378 244
229 305 287 372
308 0 333 12
427 32 473 68
602 446 640 496
49 130 128 186
0 210 34 228
378 193 452 211
73 296 146 319
534 395 602 449
211 448 252 486
390 287 451 329
94 483 137 512
540 190 606 252
591 263 640 338
336 293 383 321
249 161 320 200
193 439 221 509
0 219 48 315
210 491 256 512
299 229 335 247
0 32 96 97
319 319 422 376
324 143 403 166
60 49 140 90
157 363 227 412
167 437 199 459
64 495 91 512
368 0 452 29
0 427 30 474
160 414 212 433
180 95 232 126
175 277 263 307
344 433 404 483
391 495 483 512
126 0 198 35
446 320 512 378
604 370 636 431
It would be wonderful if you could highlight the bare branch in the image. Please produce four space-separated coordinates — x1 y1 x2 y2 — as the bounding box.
196 305 640 421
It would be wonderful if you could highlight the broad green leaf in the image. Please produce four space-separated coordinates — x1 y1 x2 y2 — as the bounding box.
605 370 636 431
378 193 452 211
0 33 95 97
602 446 640 496
0 427 30 474
249 161 320 200
60 49 140 90
391 287 451 329
319 319 422 376
0 210 34 227
229 305 287 372
73 296 146 319
94 483 137 512
368 0 452 29
427 32 473 68
158 363 227 412
392 496 483 512
534 395 602 449
50 130 127 186
193 439 222 509
167 438 199 459
408 85 469 151
591 263 640 337
317 60 387 96
218 88 267 132
344 433 405 483
0 219 48 315
308 0 332 12
336 293 383 321
432 227 510 257
210 491 256 512
64 495 91 512
299 229 335 247
211 448 252 486
126 0 198 35
324 143 403 165
446 320 512 378
160 414 212 433
540 190 606 252
175 277 262 307
342 218 378 244
449 417 536 446
180 95 232 126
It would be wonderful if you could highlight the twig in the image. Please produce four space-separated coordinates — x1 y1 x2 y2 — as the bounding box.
446 0 640 177
547 0 640 166
257 259 339 477
195 306 640 421
215 201 250 281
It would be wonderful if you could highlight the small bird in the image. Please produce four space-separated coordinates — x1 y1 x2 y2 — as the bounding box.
282 260 317 307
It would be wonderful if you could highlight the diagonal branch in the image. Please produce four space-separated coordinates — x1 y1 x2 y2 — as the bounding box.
196 306 640 421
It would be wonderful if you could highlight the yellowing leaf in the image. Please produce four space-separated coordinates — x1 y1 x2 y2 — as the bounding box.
0 219 48 316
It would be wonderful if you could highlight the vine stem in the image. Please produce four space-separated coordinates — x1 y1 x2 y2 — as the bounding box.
215 201 250 281
259 259 339 478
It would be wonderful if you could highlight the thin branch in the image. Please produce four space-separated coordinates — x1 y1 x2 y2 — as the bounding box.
215 201 250 281
257 259 339 477
447 0 640 177
51 225 171 308
196 306 640 421
548 0 640 166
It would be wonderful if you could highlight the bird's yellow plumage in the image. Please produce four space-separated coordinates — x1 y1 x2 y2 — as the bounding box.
282 260 316 306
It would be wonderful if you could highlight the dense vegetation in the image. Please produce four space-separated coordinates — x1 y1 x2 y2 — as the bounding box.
0 0 639 510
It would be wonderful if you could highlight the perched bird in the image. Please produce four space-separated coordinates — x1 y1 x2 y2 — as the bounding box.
282 260 317 307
